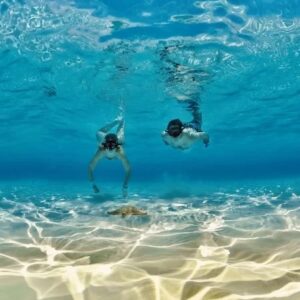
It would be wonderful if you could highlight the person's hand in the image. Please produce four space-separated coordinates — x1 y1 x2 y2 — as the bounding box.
203 135 209 147
92 183 100 193
122 185 128 198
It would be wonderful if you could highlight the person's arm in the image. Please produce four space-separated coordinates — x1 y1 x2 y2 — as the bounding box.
117 148 131 197
161 130 170 145
88 149 104 193
193 131 209 147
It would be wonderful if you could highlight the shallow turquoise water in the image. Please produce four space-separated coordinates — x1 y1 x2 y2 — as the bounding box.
0 0 299 182
1 1 300 299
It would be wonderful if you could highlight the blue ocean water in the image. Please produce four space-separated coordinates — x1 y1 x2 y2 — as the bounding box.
1 1 300 299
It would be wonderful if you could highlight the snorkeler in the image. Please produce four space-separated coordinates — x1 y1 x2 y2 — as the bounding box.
161 105 209 150
159 45 210 150
88 116 131 197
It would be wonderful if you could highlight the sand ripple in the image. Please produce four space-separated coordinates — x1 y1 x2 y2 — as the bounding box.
0 186 300 300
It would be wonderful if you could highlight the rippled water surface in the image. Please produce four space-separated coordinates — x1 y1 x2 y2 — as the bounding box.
1 0 300 299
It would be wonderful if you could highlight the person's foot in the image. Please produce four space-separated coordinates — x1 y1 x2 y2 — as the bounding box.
122 185 128 198
92 184 100 193
203 134 209 147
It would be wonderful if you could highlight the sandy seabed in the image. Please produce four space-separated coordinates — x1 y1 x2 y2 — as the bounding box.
1 186 300 300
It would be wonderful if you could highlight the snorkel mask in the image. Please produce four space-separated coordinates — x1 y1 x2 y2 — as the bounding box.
102 133 119 150
166 119 183 137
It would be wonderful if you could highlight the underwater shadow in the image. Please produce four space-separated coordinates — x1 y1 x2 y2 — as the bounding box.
160 189 193 200
86 193 116 204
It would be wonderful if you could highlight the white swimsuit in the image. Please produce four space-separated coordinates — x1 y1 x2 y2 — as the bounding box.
103 148 119 160
162 128 198 150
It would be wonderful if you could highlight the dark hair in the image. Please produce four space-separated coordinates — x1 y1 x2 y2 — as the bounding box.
102 133 120 150
167 119 183 130
104 133 118 143
166 119 183 137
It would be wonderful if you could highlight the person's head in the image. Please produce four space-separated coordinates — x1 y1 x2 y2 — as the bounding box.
102 133 119 150
166 119 183 137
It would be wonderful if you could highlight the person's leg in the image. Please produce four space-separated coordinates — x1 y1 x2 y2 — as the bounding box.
116 118 125 144
185 98 202 131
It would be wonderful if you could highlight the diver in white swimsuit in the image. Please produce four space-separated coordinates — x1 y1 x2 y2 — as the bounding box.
159 45 210 150
161 110 209 150
88 117 131 197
